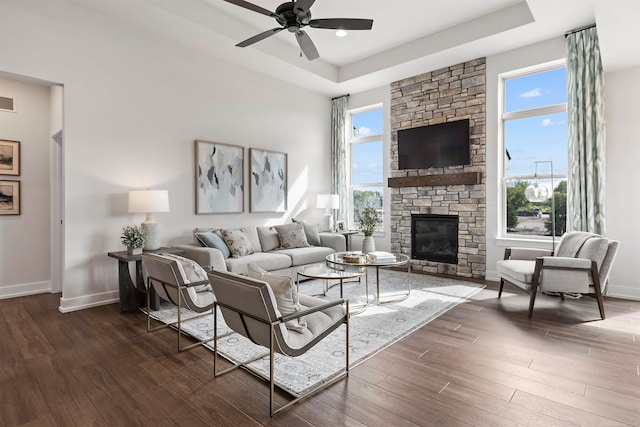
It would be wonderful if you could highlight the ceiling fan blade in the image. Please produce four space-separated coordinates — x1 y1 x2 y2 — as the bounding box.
293 0 315 15
236 27 284 47
295 30 319 60
222 0 277 18
309 18 374 30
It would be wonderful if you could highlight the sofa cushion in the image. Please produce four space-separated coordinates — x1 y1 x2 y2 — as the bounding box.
256 226 280 252
247 264 306 332
194 231 231 259
274 222 310 249
272 246 336 266
224 252 292 275
220 228 255 258
242 226 263 253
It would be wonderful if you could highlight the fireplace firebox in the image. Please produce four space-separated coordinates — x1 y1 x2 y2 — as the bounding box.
411 214 458 264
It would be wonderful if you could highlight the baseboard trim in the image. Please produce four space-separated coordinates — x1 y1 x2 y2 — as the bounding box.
606 285 640 301
0 281 52 299
59 290 119 313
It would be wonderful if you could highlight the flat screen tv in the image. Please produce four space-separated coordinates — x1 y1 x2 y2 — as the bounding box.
397 119 470 169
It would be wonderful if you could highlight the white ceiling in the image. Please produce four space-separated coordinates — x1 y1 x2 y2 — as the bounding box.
74 0 640 96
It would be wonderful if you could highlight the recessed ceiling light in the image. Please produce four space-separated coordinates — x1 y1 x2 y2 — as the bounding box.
335 29 348 38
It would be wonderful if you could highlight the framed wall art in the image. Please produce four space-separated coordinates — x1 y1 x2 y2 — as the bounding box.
0 180 20 215
249 148 287 213
195 140 244 214
0 140 20 176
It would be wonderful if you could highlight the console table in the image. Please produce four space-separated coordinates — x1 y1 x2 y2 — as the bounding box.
108 247 184 312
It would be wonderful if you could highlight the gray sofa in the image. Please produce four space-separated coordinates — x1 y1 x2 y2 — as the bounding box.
175 224 345 279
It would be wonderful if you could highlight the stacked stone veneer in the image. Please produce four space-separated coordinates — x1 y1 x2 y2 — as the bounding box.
390 58 486 279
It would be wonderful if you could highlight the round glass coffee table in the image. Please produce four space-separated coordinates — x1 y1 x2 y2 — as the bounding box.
326 252 411 305
296 263 368 313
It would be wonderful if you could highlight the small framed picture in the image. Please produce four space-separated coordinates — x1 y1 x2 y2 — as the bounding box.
0 140 20 176
336 220 346 232
0 180 20 215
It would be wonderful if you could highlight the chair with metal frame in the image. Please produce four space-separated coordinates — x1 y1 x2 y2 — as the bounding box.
141 252 216 351
207 269 349 417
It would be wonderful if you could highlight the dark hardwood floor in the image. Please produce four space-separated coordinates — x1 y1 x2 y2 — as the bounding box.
1 280 639 426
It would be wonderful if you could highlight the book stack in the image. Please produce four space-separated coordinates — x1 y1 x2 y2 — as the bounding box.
367 251 396 262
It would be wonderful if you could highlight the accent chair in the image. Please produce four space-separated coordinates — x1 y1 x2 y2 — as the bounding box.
207 269 349 416
496 231 619 319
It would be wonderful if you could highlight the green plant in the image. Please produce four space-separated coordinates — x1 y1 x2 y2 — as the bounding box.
356 204 381 237
121 225 146 248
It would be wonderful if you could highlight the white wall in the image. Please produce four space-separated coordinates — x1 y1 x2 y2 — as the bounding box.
604 66 640 300
0 2 331 311
0 76 52 296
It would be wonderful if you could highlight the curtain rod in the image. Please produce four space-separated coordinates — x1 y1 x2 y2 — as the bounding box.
331 94 350 100
565 23 596 37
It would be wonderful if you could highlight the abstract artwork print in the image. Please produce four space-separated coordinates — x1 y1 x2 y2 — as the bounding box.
195 140 244 214
250 148 287 212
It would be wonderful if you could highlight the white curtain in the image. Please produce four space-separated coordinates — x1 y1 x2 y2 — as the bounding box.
566 26 607 234
331 95 349 223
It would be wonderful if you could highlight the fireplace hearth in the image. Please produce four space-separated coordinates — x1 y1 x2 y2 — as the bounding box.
411 214 458 264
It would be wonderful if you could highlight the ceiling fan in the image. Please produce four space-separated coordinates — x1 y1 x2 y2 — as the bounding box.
223 0 374 61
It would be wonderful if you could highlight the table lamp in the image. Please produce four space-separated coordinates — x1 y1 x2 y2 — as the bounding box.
128 190 170 250
317 193 339 232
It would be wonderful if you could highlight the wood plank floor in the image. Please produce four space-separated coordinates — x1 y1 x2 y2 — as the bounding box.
1 279 639 426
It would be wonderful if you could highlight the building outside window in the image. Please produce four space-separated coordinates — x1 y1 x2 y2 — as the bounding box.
501 62 567 239
347 105 384 232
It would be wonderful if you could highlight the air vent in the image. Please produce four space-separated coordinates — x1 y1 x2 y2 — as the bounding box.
0 96 16 112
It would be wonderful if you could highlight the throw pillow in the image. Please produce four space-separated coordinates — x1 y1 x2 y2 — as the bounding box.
256 226 280 252
160 253 212 292
292 218 322 246
195 230 231 259
247 264 307 332
220 228 255 258
274 222 310 249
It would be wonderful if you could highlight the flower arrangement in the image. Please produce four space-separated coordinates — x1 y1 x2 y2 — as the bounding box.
121 225 146 249
356 204 381 237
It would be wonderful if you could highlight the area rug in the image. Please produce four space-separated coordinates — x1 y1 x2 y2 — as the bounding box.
146 269 484 396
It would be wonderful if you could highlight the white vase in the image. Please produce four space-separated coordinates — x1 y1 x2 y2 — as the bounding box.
127 247 143 256
361 236 375 254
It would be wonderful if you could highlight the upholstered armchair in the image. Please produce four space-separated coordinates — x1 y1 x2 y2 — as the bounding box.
496 231 619 319
207 269 349 416
141 253 216 351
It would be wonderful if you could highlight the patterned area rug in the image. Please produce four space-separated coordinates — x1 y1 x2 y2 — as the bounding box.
146 269 484 396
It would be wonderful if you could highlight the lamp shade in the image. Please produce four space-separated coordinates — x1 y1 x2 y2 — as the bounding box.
128 190 170 213
316 193 339 210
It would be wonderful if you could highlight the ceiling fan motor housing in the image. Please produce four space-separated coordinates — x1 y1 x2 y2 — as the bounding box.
276 2 311 30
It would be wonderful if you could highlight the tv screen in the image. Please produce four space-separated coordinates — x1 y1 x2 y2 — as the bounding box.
397 119 470 169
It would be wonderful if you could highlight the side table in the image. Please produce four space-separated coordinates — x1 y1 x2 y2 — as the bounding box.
108 247 184 313
336 230 358 251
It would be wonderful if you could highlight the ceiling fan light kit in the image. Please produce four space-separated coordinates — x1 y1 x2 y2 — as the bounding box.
224 0 373 61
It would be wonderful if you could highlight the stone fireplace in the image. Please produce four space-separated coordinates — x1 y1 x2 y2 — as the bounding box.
411 214 458 264
389 58 487 279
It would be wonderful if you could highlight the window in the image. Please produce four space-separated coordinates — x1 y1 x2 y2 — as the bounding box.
501 63 567 239
347 105 384 232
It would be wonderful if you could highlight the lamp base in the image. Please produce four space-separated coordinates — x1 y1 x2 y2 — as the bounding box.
320 213 334 232
141 221 160 251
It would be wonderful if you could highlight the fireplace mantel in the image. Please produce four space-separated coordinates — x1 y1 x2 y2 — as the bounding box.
387 172 481 188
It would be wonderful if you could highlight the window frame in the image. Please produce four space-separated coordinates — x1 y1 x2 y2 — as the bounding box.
346 104 384 234
498 59 568 243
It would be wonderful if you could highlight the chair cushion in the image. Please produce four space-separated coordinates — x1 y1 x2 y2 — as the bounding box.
160 253 211 291
274 222 310 249
256 226 280 252
576 237 609 270
272 246 336 266
247 264 306 332
194 230 231 259
284 294 346 350
220 228 255 258
496 259 535 290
